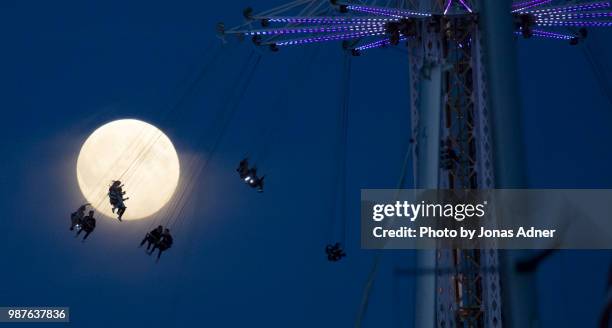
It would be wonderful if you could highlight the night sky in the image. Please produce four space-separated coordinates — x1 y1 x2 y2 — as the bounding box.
1 0 611 327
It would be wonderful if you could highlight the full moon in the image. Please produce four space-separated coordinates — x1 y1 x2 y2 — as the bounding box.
76 119 180 220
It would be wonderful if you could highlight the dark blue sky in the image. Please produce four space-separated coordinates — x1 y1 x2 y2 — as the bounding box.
1 1 611 327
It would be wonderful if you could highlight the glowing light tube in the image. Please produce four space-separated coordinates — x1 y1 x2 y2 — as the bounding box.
244 24 386 36
536 20 612 26
524 1 610 14
275 30 386 46
347 5 431 18
355 36 409 51
266 16 397 24
512 0 552 13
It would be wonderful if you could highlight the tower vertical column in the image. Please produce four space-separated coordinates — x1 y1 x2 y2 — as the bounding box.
410 5 444 325
478 1 538 327
413 66 442 328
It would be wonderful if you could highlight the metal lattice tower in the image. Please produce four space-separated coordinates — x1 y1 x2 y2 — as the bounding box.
405 2 500 326
220 0 612 326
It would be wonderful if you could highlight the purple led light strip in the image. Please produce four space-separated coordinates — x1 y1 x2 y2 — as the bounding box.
267 17 396 24
535 12 612 19
347 5 431 17
458 0 473 13
276 30 386 46
531 29 574 39
524 1 610 14
444 0 453 15
513 0 548 8
245 24 386 36
537 20 612 26
356 37 391 50
512 0 552 13
347 6 404 18
443 0 473 14
514 30 573 40
356 36 409 51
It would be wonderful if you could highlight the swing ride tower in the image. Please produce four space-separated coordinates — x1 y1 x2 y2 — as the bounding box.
409 1 504 327
220 0 612 326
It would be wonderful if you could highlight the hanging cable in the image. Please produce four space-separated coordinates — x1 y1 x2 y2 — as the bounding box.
162 51 258 230
136 44 237 232
251 45 321 166
82 42 227 217
119 44 226 185
354 129 415 327
340 54 352 244
326 53 352 245
166 52 262 231
581 41 612 107
161 52 262 328
119 44 227 221
355 257 380 328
